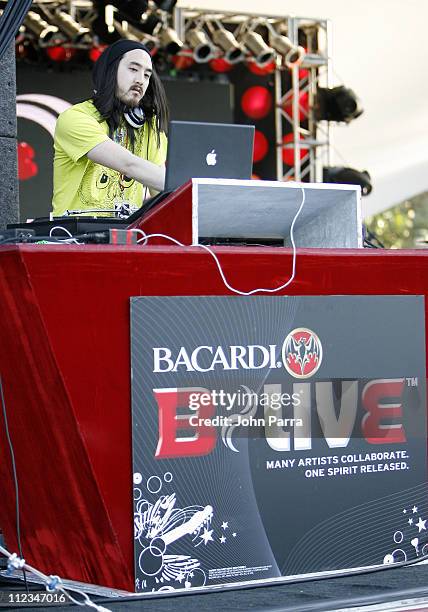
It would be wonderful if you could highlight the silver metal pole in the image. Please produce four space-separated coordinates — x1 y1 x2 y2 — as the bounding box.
326 18 333 169
274 58 284 181
291 63 301 181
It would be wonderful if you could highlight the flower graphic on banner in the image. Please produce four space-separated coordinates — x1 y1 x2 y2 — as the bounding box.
133 471 216 591
383 504 428 565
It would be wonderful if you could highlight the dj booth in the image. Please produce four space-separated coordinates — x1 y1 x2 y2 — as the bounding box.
0 180 427 595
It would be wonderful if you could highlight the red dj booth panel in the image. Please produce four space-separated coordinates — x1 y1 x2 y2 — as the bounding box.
0 182 427 591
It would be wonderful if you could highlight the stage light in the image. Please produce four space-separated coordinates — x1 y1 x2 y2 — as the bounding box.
54 10 91 44
240 31 275 67
269 31 305 67
212 25 245 64
186 28 216 63
117 21 157 51
323 167 372 195
316 86 363 123
113 19 143 41
24 11 62 45
241 86 272 120
159 26 184 55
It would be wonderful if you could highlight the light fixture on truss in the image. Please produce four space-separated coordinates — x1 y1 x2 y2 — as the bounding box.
53 9 91 44
267 23 305 68
210 21 245 64
185 26 216 63
23 10 63 45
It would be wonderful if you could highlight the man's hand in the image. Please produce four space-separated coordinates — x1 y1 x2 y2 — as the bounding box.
87 139 165 192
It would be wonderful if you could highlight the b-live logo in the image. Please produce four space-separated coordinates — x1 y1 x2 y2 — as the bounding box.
152 379 408 459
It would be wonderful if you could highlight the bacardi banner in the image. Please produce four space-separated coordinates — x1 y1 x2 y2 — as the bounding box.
130 295 427 594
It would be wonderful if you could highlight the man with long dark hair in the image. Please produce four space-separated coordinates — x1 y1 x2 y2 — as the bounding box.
52 39 169 216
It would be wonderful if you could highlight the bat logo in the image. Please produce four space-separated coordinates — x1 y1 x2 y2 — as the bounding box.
282 328 322 378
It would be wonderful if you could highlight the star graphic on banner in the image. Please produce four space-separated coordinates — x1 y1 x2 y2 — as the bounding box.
409 518 414 525
232 532 237 537
416 518 427 532
403 509 407 514
413 506 418 514
176 572 185 583
189 572 194 578
221 522 229 530
200 528 214 545
220 535 226 544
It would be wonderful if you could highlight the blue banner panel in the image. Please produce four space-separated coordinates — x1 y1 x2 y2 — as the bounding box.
130 295 427 594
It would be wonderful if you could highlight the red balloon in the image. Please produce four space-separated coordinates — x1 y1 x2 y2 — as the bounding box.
282 133 309 166
283 91 309 121
253 130 269 163
299 68 309 82
246 59 276 75
18 142 38 181
241 86 272 120
89 45 107 63
46 46 76 62
172 50 194 70
209 57 233 73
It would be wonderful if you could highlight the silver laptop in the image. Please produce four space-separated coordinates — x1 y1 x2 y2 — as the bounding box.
165 120 255 191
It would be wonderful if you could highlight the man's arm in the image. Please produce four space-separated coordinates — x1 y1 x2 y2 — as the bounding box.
87 139 165 192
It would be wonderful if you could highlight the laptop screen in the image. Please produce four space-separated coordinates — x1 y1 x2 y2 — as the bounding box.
165 121 255 191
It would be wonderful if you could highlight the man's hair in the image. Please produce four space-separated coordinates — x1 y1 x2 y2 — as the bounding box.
92 55 169 151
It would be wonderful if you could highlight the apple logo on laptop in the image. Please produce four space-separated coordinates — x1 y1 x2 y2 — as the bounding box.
206 149 217 166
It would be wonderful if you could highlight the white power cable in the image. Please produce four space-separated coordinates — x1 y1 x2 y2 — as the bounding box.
129 228 149 245
49 226 74 238
48 225 82 244
0 545 111 611
136 187 306 296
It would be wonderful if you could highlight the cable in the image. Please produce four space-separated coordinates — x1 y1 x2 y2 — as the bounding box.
0 375 28 592
136 187 306 295
48 226 83 244
0 235 82 245
0 0 32 62
128 228 148 245
49 226 74 238
0 545 111 611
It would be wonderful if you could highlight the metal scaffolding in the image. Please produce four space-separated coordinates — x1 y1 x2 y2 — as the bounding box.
274 15 332 182
172 7 333 183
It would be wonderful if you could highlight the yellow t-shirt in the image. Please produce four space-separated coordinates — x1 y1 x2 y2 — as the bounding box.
52 100 167 216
